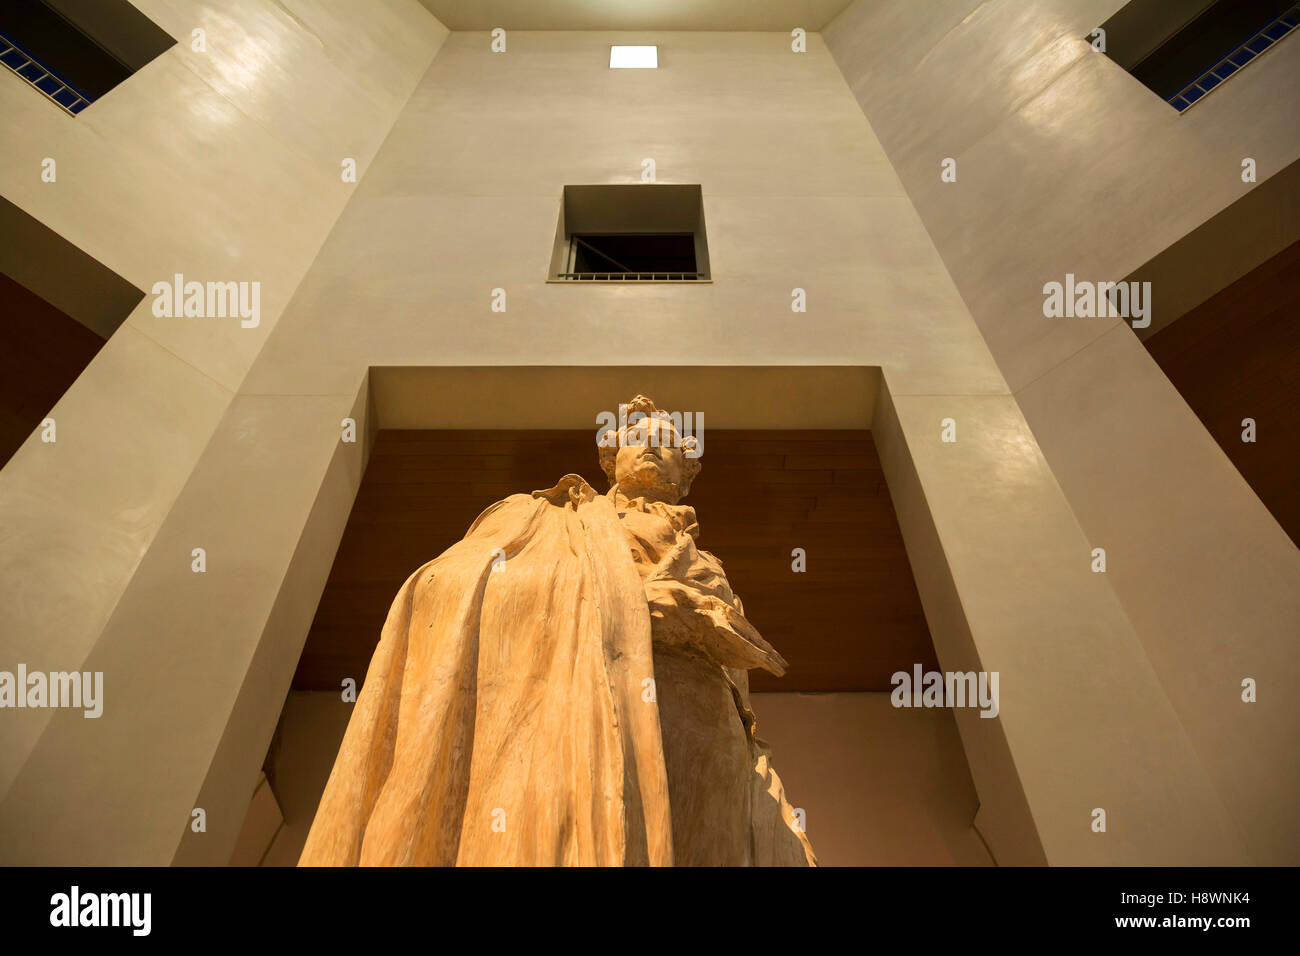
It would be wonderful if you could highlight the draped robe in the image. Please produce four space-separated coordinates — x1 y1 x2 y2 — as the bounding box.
299 475 815 866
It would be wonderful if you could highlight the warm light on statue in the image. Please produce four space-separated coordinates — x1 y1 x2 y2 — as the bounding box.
300 396 814 866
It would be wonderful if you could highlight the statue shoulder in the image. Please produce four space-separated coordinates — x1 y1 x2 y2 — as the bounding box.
463 475 602 538
530 474 601 508
464 490 545 536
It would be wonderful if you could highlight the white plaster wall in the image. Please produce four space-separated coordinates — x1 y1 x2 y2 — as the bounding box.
0 0 447 799
825 0 1300 386
826 0 1300 863
0 24 1253 867
238 30 1006 398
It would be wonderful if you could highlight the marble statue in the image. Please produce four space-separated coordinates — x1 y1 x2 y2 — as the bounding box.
300 396 815 866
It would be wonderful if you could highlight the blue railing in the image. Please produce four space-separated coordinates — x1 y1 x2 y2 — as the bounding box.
0 29 93 115
1168 4 1300 111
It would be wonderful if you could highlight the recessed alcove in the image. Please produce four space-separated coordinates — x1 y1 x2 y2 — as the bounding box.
1126 158 1300 546
0 196 145 466
243 366 990 866
292 428 936 694
1144 239 1300 546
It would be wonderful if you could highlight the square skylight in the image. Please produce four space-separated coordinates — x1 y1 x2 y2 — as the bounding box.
609 45 658 69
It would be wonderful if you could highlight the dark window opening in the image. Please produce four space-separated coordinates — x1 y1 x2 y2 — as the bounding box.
1097 0 1299 112
0 0 175 115
549 184 711 282
568 234 699 280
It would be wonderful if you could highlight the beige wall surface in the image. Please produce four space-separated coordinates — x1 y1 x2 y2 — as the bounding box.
237 30 1005 399
827 0 1300 865
0 0 447 803
827 0 1300 387
750 692 993 866
0 20 1272 868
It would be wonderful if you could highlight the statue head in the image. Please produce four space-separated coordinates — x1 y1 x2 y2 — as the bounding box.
598 395 701 505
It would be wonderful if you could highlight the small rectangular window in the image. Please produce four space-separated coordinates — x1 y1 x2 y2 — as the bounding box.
1096 0 1299 112
0 0 175 116
549 185 711 282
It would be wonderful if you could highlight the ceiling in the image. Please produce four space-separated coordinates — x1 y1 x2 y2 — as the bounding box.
418 1 855 31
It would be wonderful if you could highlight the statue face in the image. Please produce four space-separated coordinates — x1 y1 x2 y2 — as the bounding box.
614 416 687 503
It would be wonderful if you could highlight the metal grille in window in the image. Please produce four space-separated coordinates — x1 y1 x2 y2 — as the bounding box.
0 29 91 115
1169 4 1300 111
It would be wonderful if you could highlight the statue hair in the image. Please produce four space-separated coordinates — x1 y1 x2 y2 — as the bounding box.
597 395 702 498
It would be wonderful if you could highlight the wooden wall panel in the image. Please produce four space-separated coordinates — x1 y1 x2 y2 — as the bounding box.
294 429 937 693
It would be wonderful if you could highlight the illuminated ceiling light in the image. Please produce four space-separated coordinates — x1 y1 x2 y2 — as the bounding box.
610 45 657 69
